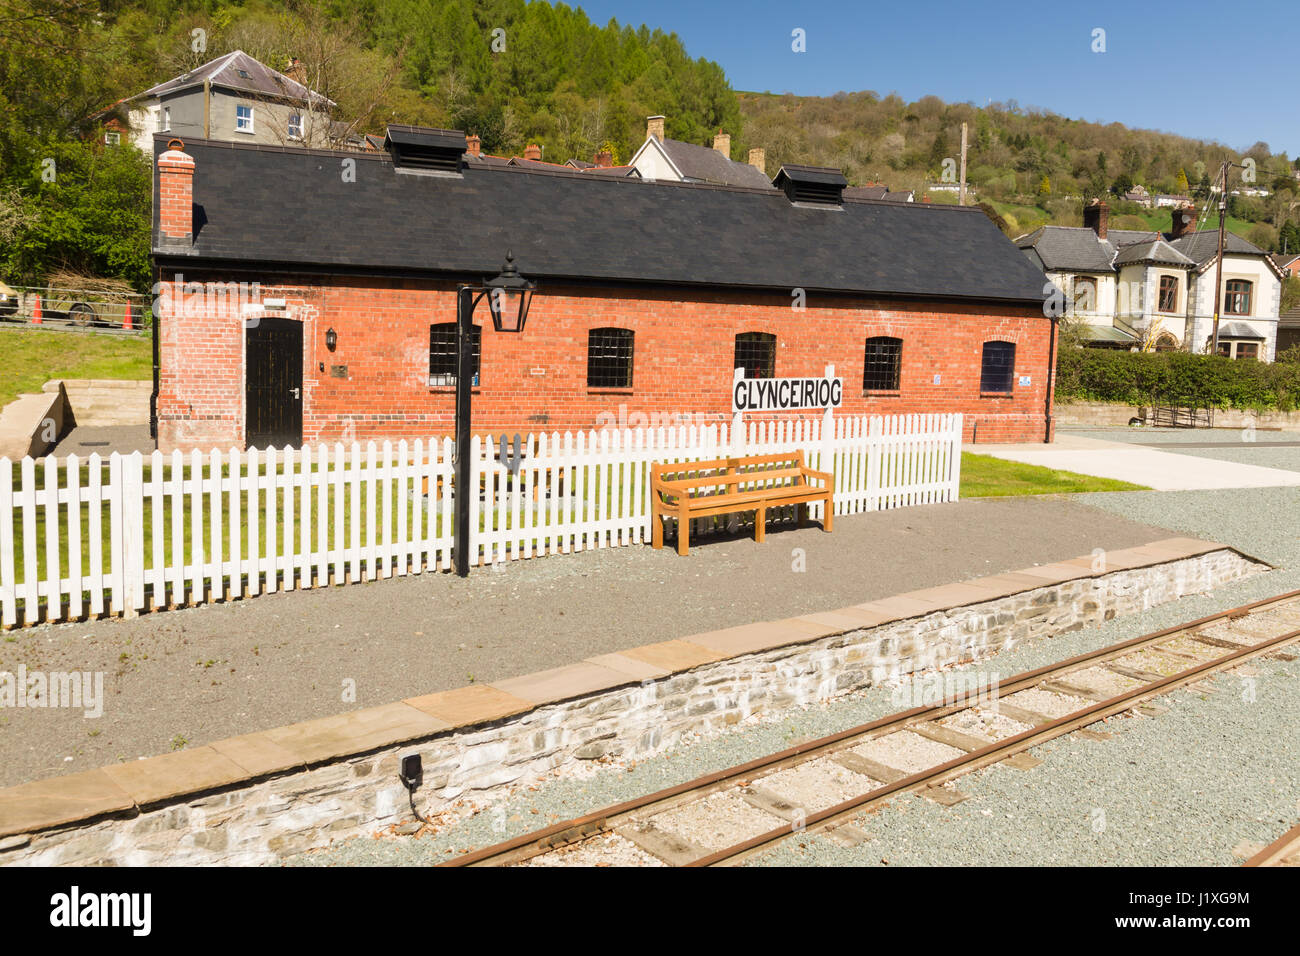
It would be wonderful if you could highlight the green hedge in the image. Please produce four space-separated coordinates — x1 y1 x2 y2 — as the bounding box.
1055 348 1300 412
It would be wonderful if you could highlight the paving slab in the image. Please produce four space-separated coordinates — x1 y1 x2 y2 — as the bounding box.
0 496 1187 789
975 434 1300 490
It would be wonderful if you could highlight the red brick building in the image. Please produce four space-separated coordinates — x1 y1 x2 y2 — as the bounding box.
150 129 1056 453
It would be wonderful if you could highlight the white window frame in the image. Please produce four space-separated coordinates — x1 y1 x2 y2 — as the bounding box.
162 106 171 132
236 104 255 134
288 112 304 141
104 130 121 146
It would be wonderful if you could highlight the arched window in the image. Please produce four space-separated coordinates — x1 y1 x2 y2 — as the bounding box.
734 332 776 378
980 341 1016 393
1155 333 1178 352
587 328 634 388
429 322 480 387
863 336 902 391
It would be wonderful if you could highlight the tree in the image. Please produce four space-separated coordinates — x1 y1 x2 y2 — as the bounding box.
1175 168 1190 195
1037 174 1051 201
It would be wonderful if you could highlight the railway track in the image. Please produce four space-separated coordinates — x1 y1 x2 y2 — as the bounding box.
442 590 1300 867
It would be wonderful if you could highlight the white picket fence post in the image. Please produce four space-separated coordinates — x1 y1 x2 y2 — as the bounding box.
0 413 961 627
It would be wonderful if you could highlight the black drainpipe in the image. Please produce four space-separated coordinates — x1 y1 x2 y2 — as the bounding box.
1043 315 1059 443
149 264 160 443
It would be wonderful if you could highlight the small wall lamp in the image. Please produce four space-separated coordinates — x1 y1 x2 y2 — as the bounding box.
325 327 337 352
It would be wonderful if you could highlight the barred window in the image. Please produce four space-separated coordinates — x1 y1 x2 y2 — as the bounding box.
734 332 776 379
863 336 902 391
587 327 634 388
980 341 1015 393
429 322 480 386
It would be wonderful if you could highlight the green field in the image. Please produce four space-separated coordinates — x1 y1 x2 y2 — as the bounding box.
959 452 1148 497
0 326 151 409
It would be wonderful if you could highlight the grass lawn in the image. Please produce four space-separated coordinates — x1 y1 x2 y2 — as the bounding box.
959 452 1148 497
0 326 151 409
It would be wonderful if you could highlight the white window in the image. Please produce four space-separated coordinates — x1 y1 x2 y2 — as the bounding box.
236 104 254 134
288 113 303 141
104 130 120 146
163 107 171 132
150 106 162 132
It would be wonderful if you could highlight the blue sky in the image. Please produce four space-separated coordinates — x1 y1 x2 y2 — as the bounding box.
560 0 1299 156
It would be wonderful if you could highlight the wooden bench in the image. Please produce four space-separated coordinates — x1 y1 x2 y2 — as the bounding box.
651 451 833 556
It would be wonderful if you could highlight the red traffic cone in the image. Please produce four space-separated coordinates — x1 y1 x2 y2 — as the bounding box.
32 294 42 324
123 301 134 330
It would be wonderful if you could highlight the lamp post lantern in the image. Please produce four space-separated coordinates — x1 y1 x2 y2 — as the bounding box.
454 252 536 577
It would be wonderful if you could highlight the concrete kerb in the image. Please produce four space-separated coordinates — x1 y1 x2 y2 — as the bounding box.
0 536 1269 861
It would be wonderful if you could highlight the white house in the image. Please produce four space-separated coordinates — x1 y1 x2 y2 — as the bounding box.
627 116 772 187
1017 201 1282 360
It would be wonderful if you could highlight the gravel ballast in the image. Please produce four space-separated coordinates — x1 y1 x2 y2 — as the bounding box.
287 482 1300 867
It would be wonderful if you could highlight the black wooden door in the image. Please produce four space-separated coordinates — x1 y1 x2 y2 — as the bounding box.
245 317 303 449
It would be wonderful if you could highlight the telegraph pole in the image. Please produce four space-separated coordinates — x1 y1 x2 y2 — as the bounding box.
959 122 968 206
1210 162 1227 356
1210 160 1246 357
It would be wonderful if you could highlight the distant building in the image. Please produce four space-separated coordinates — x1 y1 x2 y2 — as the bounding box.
627 116 772 188
1121 185 1153 208
1018 200 1283 361
98 51 335 153
1153 193 1193 208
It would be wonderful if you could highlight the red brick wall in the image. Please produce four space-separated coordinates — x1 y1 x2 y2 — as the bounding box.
155 272 1056 452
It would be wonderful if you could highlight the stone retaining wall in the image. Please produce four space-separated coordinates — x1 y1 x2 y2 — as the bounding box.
1056 401 1300 431
0 545 1264 866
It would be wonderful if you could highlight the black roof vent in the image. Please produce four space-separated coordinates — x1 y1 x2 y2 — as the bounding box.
772 164 848 207
384 125 467 175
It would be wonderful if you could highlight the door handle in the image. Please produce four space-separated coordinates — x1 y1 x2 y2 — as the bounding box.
290 387 300 399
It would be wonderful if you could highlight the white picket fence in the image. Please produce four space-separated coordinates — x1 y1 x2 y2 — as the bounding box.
0 413 961 626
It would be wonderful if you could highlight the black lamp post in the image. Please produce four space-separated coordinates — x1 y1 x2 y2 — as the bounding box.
454 252 536 577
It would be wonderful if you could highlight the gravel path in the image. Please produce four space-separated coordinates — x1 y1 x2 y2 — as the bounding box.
286 483 1300 867
0 496 1172 788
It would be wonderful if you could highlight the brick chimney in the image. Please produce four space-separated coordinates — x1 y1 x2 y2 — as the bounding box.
646 115 665 142
466 134 481 158
157 141 194 242
713 131 731 158
748 147 765 175
1170 204 1197 239
1083 199 1109 240
523 143 541 161
593 149 612 168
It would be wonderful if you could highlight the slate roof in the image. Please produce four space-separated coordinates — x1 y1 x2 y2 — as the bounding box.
883 191 914 203
656 137 774 189
1168 230 1271 265
1113 239 1195 267
1017 224 1270 273
136 50 332 109
844 185 889 200
1279 305 1300 329
1217 321 1265 339
152 136 1050 306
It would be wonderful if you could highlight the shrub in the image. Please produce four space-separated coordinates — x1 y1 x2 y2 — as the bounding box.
1055 347 1300 411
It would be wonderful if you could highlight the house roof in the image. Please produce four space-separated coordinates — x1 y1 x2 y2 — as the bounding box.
152 136 1050 306
1017 224 1270 273
653 137 773 188
1279 305 1300 329
843 185 889 200
1217 321 1265 339
1077 324 1137 344
1017 226 1115 272
135 50 333 109
1113 238 1195 267
882 190 914 203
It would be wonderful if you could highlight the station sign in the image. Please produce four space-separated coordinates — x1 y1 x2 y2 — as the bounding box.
732 374 843 413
